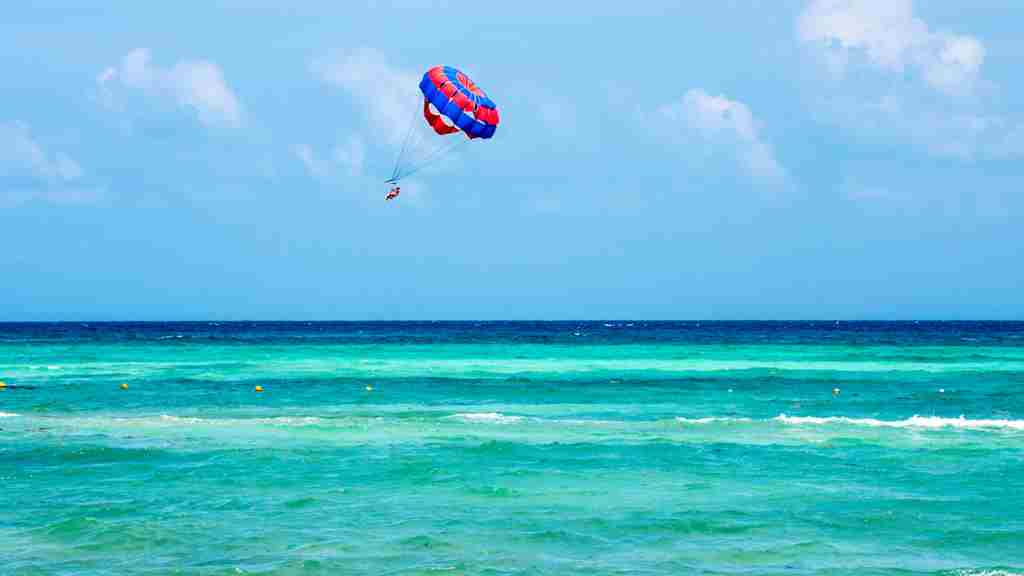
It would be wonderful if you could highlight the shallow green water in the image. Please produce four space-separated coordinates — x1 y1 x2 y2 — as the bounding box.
1 322 1022 575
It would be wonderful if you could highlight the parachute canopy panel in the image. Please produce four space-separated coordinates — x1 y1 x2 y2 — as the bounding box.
389 65 500 183
419 66 499 140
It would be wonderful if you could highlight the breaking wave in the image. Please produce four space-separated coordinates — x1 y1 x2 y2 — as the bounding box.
774 414 1024 430
449 412 524 424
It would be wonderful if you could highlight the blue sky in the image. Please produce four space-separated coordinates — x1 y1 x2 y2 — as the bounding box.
2 1 1022 320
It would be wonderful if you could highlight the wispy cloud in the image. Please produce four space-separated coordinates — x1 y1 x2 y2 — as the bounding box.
0 121 102 206
333 136 365 177
294 135 365 179
798 0 1021 160
311 47 418 147
799 0 984 95
294 144 327 178
310 47 466 190
659 89 786 186
98 48 243 128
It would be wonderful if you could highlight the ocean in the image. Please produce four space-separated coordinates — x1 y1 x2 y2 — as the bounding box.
1 321 1022 575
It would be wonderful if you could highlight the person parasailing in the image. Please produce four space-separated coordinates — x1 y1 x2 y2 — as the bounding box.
383 65 500 202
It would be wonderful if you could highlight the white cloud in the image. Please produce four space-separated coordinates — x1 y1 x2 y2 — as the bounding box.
312 47 418 147
310 47 466 189
294 144 326 178
294 135 365 179
1 122 80 184
925 35 985 94
292 138 428 206
797 0 1022 160
98 48 242 128
799 1 923 70
333 136 365 177
798 0 984 94
1 121 102 206
659 89 786 185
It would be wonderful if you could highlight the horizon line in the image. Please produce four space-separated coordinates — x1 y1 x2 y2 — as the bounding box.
2 319 1023 324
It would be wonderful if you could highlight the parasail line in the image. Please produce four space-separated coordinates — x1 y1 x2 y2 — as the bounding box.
393 137 469 181
390 91 423 181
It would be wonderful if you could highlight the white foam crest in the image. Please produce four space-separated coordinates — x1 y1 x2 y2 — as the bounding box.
775 414 1024 431
158 414 204 424
674 416 753 424
955 570 1024 576
0 411 19 418
57 414 331 428
253 416 325 427
157 414 325 427
551 417 622 427
450 412 524 424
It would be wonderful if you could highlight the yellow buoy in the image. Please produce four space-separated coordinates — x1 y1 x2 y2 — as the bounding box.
365 385 373 392
255 385 264 393
120 383 129 390
0 380 6 389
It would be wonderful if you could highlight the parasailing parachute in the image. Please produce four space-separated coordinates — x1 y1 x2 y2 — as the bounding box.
387 66 500 184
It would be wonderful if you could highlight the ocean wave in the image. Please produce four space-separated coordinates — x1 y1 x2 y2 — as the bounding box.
40 414 331 428
775 414 1024 430
8 409 1024 435
449 412 524 424
953 570 1024 576
251 416 325 427
157 414 204 425
674 417 753 424
7 354 1023 382
159 415 326 427
669 414 1024 431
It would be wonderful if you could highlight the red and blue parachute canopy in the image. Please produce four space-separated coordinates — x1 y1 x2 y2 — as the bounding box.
418 66 499 140
388 66 499 183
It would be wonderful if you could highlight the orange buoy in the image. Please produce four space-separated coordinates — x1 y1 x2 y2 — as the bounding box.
255 385 264 393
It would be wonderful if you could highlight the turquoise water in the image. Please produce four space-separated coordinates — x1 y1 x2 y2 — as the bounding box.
1 322 1023 575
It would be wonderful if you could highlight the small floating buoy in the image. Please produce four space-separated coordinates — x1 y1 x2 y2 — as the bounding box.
255 385 264 393
832 387 841 396
120 383 128 390
0 381 6 389
365 385 373 392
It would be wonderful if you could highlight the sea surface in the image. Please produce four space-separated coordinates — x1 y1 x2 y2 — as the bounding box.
1 321 1023 575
